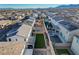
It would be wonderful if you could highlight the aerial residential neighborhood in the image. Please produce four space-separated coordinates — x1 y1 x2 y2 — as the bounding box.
0 4 79 55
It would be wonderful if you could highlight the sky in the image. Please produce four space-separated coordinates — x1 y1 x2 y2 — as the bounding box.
0 4 61 8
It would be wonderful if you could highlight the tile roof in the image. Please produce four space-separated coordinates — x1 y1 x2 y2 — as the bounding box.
0 42 25 55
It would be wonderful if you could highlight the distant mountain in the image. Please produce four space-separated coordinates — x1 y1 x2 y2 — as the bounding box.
0 8 15 10
56 4 79 8
0 8 37 10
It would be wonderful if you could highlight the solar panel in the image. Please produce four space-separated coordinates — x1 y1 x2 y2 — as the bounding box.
59 20 79 31
53 16 64 21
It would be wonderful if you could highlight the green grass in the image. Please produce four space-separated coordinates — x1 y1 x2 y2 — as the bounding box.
34 34 45 48
56 49 70 55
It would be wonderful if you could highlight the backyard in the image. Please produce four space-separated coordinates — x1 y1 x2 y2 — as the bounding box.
34 34 45 48
55 49 70 55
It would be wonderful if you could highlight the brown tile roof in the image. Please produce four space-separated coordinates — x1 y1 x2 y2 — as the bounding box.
0 42 25 55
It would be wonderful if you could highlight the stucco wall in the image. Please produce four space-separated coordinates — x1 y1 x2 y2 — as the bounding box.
71 36 79 55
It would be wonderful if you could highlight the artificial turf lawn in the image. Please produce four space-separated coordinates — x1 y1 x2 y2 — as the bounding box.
56 49 70 55
34 34 45 48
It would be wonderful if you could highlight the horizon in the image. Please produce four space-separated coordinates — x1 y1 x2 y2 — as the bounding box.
0 4 65 8
0 4 78 9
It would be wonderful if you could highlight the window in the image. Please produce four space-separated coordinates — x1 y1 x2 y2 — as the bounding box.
77 39 79 43
60 32 66 41
56 31 59 33
31 32 33 36
24 39 26 41
9 38 11 41
52 29 55 31
16 39 17 41
60 32 62 37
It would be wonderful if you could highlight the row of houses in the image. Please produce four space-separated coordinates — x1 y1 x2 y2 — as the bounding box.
0 17 35 55
47 14 79 55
